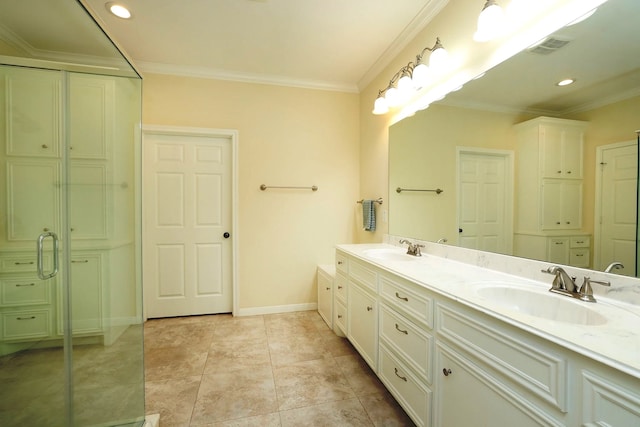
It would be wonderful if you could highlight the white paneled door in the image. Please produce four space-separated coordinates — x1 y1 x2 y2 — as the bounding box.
143 129 233 317
596 141 637 275
457 150 513 255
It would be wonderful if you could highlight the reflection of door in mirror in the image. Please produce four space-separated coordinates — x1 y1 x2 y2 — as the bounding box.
457 148 513 254
595 141 637 276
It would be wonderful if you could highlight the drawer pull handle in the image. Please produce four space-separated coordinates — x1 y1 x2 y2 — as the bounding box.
16 283 36 287
554 242 563 245
72 260 89 263
394 368 407 382
14 261 34 265
325 287 331 290
17 316 36 320
337 261 344 265
576 254 584 257
338 314 343 319
366 306 373 312
395 292 408 302
395 324 408 335
576 241 584 244
443 368 452 377
338 285 343 290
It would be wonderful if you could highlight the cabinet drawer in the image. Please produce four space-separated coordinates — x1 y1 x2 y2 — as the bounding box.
582 370 640 426
336 252 348 274
379 344 431 427
570 236 590 248
0 254 51 273
334 299 347 337
335 272 347 303
380 304 432 382
380 274 433 328
349 259 377 291
2 309 51 340
436 303 568 412
1 278 51 306
569 248 589 267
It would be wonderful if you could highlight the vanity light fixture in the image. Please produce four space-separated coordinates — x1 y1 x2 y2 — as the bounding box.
474 0 505 42
557 78 575 87
106 2 132 19
372 38 448 115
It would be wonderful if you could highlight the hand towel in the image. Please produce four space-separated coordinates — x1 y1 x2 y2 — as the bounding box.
363 199 376 231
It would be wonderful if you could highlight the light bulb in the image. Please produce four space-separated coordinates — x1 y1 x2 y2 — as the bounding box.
372 96 389 115
385 87 400 107
429 46 448 71
411 63 429 89
474 0 504 42
397 74 414 100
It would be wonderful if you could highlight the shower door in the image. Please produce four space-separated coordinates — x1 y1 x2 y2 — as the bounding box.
0 64 144 426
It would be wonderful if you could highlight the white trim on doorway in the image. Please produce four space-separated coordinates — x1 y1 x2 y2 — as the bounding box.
140 125 239 317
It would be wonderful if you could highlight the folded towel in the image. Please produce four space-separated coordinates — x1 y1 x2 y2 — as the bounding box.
362 199 376 231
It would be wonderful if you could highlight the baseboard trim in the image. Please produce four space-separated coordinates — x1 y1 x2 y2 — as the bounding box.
235 302 318 317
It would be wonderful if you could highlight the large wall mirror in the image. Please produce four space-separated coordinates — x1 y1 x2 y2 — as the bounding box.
389 0 640 276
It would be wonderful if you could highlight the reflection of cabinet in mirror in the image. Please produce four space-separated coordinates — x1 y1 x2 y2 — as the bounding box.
514 117 590 267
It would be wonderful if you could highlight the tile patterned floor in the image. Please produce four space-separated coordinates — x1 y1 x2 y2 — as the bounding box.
144 311 416 427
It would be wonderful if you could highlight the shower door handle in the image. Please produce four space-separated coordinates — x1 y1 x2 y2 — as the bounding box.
37 231 59 280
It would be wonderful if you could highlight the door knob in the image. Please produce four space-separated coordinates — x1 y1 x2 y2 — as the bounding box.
223 232 230 238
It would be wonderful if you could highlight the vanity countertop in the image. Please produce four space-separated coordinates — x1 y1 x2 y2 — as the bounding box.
336 243 640 379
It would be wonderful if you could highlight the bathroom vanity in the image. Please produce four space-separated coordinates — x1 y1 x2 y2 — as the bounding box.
330 243 640 427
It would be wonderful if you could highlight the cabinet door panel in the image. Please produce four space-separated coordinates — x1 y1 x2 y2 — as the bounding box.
435 343 561 427
347 281 377 370
541 180 563 229
5 159 61 241
541 126 563 178
562 181 582 229
547 238 569 265
0 68 61 158
69 75 113 159
69 163 108 239
68 254 103 335
561 128 583 178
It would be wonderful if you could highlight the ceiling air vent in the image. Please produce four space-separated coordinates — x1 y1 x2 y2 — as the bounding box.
528 36 572 55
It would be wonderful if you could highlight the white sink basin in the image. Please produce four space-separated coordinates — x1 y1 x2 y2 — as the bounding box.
475 284 607 325
362 248 418 262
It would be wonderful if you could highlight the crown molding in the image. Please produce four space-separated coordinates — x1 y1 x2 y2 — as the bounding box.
357 0 450 91
136 61 360 93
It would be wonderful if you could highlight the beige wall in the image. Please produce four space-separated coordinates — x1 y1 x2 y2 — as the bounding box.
142 74 360 311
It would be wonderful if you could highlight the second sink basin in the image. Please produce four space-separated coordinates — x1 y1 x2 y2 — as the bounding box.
362 248 417 262
474 283 607 325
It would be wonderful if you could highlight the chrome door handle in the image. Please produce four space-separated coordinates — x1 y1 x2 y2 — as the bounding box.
37 231 59 280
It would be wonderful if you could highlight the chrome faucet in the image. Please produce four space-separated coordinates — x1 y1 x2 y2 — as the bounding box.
604 262 624 273
543 265 577 293
542 265 611 302
399 239 424 256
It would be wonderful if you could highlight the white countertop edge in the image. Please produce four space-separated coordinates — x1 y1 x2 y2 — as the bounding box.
336 243 640 379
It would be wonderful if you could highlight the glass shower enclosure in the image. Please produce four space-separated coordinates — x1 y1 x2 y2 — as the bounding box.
0 1 144 425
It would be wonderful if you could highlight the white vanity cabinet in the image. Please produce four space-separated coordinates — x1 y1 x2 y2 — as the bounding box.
515 117 588 233
336 247 640 427
316 265 334 330
346 258 378 370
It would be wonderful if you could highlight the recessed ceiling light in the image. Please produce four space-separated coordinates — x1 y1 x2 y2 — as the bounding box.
106 2 132 19
557 78 575 87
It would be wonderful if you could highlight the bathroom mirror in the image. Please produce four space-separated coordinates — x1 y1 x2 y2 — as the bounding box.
389 0 640 275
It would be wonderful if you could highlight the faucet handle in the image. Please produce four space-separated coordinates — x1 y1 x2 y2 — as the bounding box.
578 276 611 302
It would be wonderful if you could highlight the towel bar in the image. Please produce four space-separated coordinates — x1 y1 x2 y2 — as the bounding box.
260 184 318 191
396 187 443 194
357 198 383 204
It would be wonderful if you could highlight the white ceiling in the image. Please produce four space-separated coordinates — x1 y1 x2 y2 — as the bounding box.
83 0 445 92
